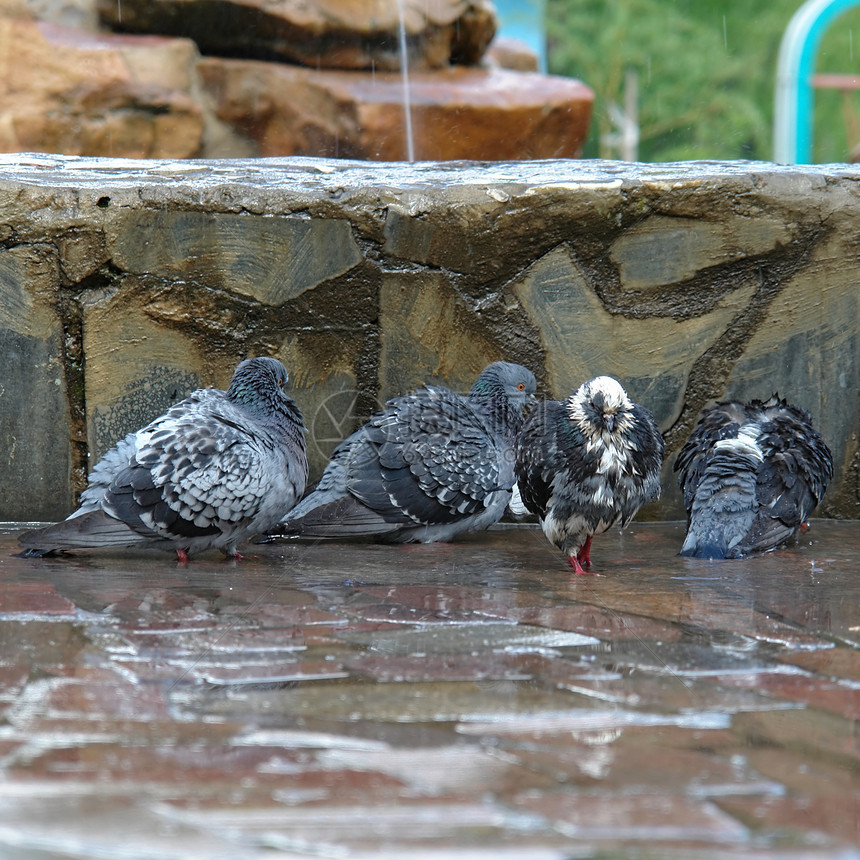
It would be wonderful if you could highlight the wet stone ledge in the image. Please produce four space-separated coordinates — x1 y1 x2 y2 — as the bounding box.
0 153 857 520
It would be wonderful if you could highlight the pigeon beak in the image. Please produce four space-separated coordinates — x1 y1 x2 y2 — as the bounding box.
604 413 616 432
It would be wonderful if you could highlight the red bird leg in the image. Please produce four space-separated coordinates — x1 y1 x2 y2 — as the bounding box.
565 553 592 575
176 548 189 565
576 535 593 568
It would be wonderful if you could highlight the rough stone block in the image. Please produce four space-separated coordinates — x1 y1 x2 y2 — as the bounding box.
610 213 792 291
80 279 209 466
108 211 363 306
276 331 365 480
0 246 71 521
513 244 759 426
379 271 503 402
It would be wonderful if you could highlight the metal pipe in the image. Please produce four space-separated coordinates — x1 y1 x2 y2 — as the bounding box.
774 0 860 164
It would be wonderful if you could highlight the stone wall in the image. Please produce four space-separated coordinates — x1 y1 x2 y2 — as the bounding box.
0 153 857 521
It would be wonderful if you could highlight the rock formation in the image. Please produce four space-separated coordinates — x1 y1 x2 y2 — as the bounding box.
0 17 207 158
199 61 593 160
97 0 498 71
0 0 593 159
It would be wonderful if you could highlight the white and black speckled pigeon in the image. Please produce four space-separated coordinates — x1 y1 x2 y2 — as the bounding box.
674 395 833 559
19 357 307 562
515 376 664 574
269 361 537 543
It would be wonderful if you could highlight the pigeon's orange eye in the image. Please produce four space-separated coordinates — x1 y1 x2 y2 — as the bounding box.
517 383 526 391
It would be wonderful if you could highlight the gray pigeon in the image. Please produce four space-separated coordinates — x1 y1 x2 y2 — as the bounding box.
269 361 537 543
515 376 664 573
19 357 307 562
675 395 833 559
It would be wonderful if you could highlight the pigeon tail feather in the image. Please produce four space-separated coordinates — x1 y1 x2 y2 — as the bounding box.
679 538 729 560
18 509 154 552
678 442 760 559
276 494 405 538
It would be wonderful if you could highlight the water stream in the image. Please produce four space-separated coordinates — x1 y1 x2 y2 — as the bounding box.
395 0 416 162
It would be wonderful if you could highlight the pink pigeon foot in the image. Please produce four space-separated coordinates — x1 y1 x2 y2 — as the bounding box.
565 553 593 575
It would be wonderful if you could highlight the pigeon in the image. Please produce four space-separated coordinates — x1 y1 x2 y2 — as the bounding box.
19 357 307 562
514 376 664 573
269 361 537 543
674 395 833 559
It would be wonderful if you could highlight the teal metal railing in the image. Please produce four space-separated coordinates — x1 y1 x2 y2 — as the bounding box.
774 0 860 163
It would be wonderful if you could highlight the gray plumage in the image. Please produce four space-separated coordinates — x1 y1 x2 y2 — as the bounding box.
269 361 537 543
19 357 307 561
515 376 664 573
675 395 833 559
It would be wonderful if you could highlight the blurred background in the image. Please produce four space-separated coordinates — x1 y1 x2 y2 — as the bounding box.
545 0 860 163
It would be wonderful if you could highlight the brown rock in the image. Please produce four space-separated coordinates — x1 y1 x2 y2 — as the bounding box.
0 18 204 157
199 59 594 160
0 0 31 18
97 0 497 71
484 35 540 72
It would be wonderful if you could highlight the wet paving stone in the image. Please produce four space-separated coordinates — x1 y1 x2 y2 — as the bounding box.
0 521 857 859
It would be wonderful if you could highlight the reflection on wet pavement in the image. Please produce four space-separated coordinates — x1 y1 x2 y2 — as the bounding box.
0 521 857 859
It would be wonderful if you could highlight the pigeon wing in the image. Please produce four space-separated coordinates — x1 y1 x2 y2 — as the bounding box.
349 388 505 526
514 401 570 519
736 405 834 555
104 394 274 542
616 403 665 526
675 402 748 516
72 430 141 518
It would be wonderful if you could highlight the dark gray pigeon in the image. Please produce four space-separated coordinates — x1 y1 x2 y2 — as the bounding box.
674 395 833 559
19 357 307 562
269 361 537 543
514 376 664 573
